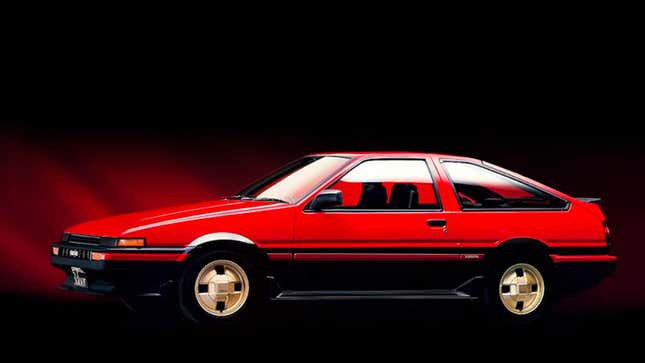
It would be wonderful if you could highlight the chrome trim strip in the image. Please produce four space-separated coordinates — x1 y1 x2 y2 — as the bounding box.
188 232 255 247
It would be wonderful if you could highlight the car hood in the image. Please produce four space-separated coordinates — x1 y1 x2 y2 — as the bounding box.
65 199 282 237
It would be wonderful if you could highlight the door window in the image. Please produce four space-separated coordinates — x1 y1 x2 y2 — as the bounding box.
328 159 440 210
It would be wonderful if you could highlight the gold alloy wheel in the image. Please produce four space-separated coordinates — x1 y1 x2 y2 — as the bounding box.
498 263 545 315
194 259 250 317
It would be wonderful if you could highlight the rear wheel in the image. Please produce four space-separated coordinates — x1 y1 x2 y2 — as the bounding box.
486 258 551 324
178 250 261 324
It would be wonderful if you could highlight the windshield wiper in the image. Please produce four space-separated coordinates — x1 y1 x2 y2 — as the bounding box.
227 195 289 203
253 197 289 203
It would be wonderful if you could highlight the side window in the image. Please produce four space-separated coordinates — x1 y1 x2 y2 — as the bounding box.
442 162 567 209
328 159 439 210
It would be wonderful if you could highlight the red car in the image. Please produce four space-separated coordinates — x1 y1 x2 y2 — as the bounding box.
51 152 616 323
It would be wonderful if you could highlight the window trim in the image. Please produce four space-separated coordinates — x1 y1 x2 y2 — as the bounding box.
439 159 570 212
304 157 443 213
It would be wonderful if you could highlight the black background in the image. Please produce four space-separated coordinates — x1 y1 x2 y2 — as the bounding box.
2 15 643 357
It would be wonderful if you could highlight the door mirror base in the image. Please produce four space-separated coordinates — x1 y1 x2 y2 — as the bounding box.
309 190 343 211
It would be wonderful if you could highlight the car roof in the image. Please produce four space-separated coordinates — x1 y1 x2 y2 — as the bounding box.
308 151 477 161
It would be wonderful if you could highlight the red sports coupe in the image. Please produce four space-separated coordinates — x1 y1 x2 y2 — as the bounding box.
51 152 616 323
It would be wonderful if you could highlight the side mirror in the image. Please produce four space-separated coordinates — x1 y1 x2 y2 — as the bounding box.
310 189 342 211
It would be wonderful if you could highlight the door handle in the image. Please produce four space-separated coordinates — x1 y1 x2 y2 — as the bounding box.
427 219 447 227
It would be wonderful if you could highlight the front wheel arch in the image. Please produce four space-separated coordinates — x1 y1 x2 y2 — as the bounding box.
185 239 268 268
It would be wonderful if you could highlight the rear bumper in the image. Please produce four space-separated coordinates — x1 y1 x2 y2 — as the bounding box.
550 254 617 263
550 254 617 296
50 243 188 296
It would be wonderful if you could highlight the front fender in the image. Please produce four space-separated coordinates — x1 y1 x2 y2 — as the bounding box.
188 232 255 247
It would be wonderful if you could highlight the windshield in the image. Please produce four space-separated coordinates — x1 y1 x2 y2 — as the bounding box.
233 156 350 203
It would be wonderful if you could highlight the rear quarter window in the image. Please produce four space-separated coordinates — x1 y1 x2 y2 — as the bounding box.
442 161 567 210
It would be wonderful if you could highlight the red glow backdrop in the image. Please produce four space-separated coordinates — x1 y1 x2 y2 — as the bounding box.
0 130 295 298
1 129 642 313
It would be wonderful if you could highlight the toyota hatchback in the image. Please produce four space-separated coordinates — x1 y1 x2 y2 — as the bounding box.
51 152 616 324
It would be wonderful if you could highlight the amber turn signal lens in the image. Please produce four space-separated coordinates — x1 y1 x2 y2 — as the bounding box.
52 247 59 255
91 252 105 261
117 238 145 247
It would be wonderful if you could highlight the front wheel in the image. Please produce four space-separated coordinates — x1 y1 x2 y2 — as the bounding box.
178 250 260 325
486 259 551 324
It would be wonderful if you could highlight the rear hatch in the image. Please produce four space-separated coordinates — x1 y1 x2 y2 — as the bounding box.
576 197 611 250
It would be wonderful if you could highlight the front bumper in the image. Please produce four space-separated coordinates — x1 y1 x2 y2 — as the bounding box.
50 243 189 296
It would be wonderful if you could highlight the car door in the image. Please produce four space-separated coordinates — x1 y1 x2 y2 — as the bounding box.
292 157 465 291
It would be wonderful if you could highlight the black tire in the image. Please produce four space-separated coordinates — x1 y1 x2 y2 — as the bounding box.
484 254 552 325
177 250 262 325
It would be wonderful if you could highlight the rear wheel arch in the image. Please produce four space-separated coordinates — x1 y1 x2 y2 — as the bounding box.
484 238 553 270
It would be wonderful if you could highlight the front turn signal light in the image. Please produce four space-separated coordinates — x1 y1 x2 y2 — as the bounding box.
52 246 59 255
117 238 145 247
91 252 105 261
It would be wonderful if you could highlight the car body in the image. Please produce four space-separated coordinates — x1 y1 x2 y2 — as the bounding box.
51 152 617 322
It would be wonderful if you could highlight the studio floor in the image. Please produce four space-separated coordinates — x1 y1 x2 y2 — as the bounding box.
5 293 641 358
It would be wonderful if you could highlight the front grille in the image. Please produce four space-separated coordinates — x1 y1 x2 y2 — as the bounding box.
67 234 102 246
59 247 92 260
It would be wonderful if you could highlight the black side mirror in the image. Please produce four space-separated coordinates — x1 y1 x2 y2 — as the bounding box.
310 189 342 210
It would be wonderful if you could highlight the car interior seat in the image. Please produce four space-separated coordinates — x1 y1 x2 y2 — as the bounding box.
388 183 419 209
358 182 387 209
